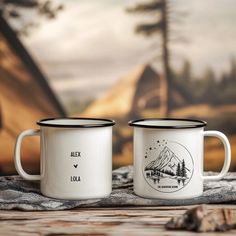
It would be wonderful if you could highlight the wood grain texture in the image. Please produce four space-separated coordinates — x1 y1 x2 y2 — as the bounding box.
0 166 236 210
0 205 236 236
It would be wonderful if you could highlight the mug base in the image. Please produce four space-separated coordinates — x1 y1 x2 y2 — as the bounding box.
41 191 111 200
134 190 203 200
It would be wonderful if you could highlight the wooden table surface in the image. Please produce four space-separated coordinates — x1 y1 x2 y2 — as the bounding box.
0 205 236 236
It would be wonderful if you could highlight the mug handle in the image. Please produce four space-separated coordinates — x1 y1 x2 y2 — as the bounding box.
14 129 41 180
203 130 231 181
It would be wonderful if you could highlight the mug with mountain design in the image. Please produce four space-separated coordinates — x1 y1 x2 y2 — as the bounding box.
129 118 231 199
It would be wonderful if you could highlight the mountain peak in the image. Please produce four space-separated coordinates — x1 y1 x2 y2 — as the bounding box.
162 146 171 153
145 146 181 173
163 146 169 151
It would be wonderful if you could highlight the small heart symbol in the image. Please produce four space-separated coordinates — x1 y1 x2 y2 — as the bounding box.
74 164 78 168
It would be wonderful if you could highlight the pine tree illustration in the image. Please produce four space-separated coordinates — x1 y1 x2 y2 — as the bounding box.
181 159 187 185
176 162 181 185
181 159 187 178
176 163 181 176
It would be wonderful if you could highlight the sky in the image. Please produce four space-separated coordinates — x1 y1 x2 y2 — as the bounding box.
18 0 236 105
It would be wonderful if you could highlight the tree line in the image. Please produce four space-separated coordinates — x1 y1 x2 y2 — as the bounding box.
173 59 236 107
176 159 187 178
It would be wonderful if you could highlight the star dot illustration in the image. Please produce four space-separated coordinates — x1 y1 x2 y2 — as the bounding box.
145 140 168 159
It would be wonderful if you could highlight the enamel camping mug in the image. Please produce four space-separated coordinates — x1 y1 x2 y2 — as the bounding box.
129 118 231 199
14 118 115 199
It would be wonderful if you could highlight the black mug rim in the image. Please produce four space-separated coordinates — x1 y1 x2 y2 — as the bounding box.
128 118 207 129
37 117 116 128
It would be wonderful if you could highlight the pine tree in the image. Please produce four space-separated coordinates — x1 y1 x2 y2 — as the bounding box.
176 162 181 185
176 163 181 176
181 159 187 178
126 0 183 115
0 0 63 36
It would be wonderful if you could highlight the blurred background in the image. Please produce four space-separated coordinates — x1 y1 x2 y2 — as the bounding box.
0 0 236 175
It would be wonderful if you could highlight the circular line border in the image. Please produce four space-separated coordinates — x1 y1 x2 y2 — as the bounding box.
142 140 194 193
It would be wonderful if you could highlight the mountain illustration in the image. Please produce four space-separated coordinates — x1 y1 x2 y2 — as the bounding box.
145 146 190 175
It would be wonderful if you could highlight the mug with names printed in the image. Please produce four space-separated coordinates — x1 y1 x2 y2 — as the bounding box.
14 117 115 199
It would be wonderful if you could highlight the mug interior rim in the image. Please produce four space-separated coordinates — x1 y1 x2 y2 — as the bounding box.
128 118 207 129
37 117 116 128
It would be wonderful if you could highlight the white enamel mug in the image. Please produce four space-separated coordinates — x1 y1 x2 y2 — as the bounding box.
129 118 231 199
14 118 115 199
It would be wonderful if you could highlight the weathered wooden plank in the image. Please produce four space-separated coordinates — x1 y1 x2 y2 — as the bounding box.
2 205 236 220
0 205 236 236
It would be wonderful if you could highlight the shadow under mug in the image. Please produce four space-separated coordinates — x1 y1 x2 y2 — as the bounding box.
129 118 231 199
14 117 115 200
